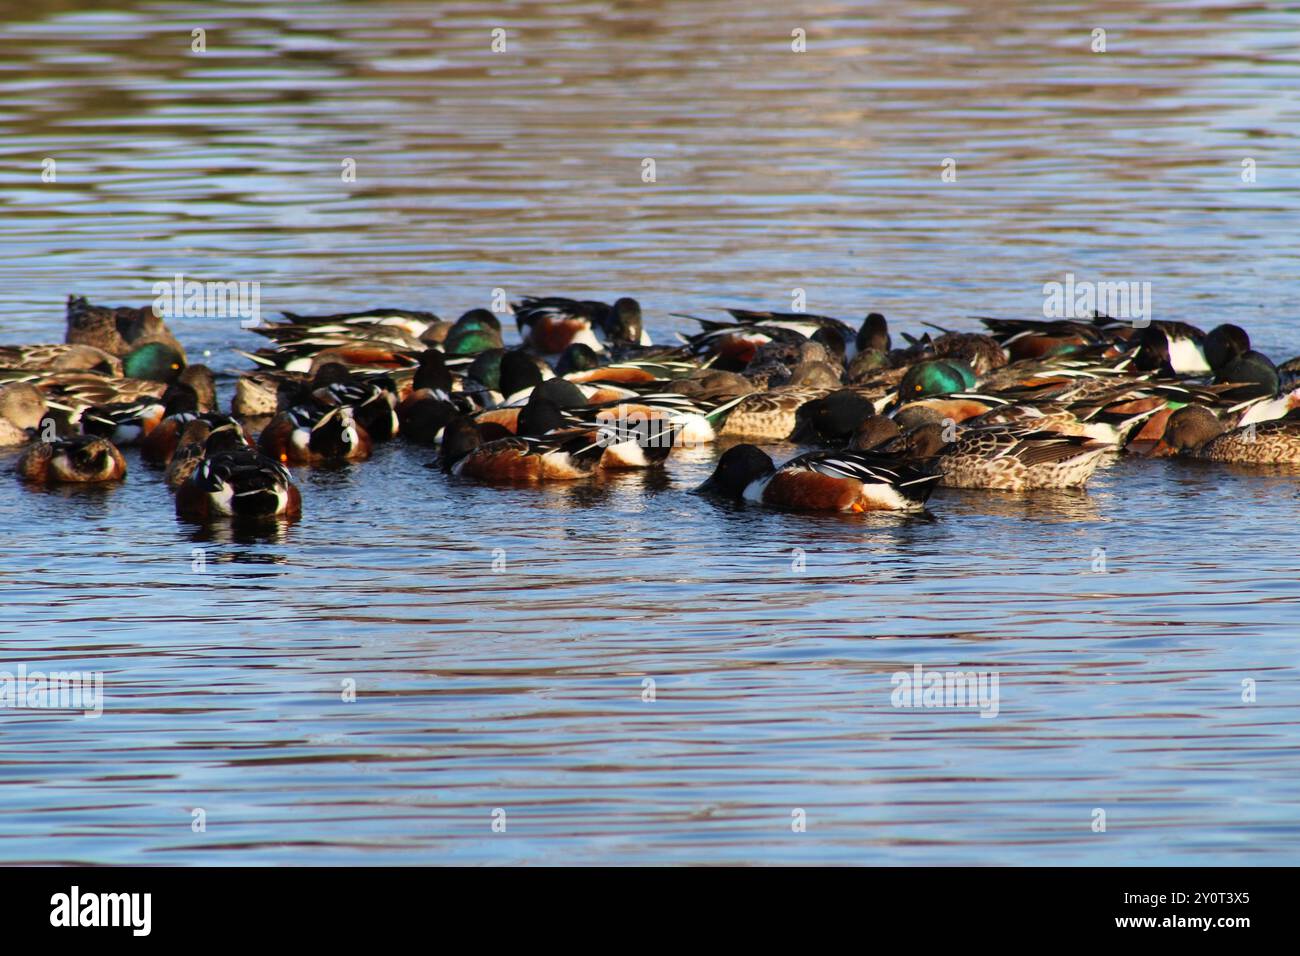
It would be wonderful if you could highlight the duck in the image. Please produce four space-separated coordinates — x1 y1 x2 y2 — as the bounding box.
307 368 400 441
892 422 1114 490
439 415 602 482
141 389 248 465
0 382 49 446
258 404 372 464
175 439 302 520
165 419 255 488
1213 349 1279 400
715 386 834 440
514 296 650 353
697 444 940 512
0 343 122 375
789 389 880 444
65 294 186 359
681 312 858 370
977 317 1108 362
80 395 168 446
1130 322 1211 376
1152 404 1300 464
439 310 505 357
396 350 460 443
894 359 978 402
16 435 127 484
274 306 442 343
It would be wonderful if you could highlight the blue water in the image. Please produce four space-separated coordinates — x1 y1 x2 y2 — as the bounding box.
0 0 1298 864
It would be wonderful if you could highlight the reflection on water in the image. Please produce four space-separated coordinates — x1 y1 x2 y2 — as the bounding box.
2 0 1300 864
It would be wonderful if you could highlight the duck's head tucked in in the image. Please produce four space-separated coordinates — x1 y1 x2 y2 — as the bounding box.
17 435 127 484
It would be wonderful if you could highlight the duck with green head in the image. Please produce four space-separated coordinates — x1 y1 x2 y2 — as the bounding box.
122 341 186 384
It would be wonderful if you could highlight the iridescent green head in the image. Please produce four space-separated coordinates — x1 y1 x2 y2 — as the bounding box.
123 342 185 383
898 359 972 399
444 325 503 357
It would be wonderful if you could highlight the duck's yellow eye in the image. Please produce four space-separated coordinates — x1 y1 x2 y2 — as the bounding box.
171 363 180 370
915 384 922 391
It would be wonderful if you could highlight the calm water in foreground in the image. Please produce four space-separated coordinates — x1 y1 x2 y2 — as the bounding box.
1 0 1298 864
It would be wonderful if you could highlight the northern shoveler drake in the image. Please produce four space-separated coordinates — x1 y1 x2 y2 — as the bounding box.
697 444 940 512
0 383 47 446
258 404 372 464
16 435 127 484
80 396 168 446
175 441 302 520
307 369 400 441
1151 404 1300 464
1213 349 1279 400
680 310 867 369
441 310 505 357
65 294 186 360
977 317 1109 362
1131 322 1211 376
895 359 978 402
894 422 1114 490
165 420 254 488
514 296 650 352
723 308 887 360
1204 324 1250 372
396 350 460 444
440 415 602 482
71 358 206 445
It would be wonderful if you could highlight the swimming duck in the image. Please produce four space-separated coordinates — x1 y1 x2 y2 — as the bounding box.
1152 404 1300 464
258 404 372 464
893 422 1114 490
175 438 302 520
512 297 606 354
16 435 127 484
697 444 940 512
80 396 168 446
307 368 400 441
440 415 602 482
164 419 255 487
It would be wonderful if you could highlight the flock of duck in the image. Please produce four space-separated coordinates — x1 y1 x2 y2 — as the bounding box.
3 293 1299 519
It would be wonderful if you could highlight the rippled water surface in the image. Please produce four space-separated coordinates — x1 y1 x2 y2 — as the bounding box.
2 0 1299 864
